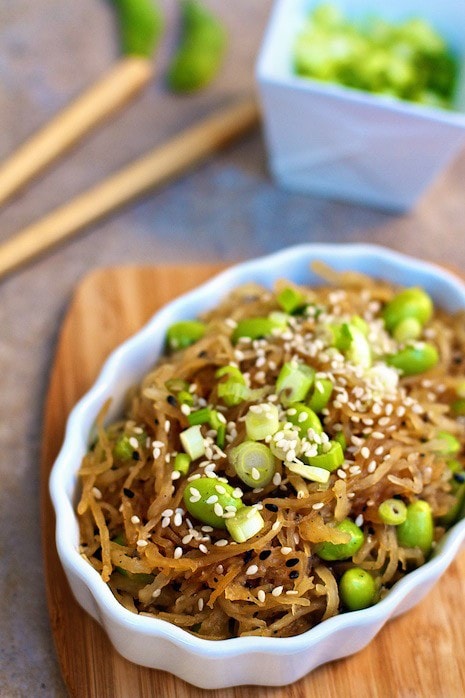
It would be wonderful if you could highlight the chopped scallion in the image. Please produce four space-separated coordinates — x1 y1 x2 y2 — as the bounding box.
229 441 276 487
245 403 280 441
307 378 333 412
166 320 206 350
231 316 283 343
286 402 322 436
304 440 344 471
174 452 191 475
276 362 315 406
286 461 330 484
225 505 265 543
180 424 205 460
277 286 306 314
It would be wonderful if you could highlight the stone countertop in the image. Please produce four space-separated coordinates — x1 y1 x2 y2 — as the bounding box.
1 1 464 696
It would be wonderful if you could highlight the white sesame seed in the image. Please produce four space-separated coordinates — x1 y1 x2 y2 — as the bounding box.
355 514 364 527
137 539 148 548
199 544 208 554
129 437 139 449
171 470 181 480
91 487 102 500
361 446 370 459
180 404 191 416
152 447 161 459
232 487 243 498
371 431 384 440
246 564 258 576
214 503 224 517
173 513 183 527
131 515 140 525
152 440 164 448
201 525 214 532
257 590 266 603
312 502 324 510
367 460 377 473
173 547 183 559
206 495 218 504
182 534 193 545
251 467 261 481
286 590 299 596
215 485 226 495
161 517 171 528
272 586 283 597
337 469 347 479
152 589 161 599
164 420 171 433
280 546 292 555
215 539 228 547
272 521 281 531
162 508 174 518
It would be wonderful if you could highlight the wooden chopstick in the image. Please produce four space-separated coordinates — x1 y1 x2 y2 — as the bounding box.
0 97 260 280
0 57 154 207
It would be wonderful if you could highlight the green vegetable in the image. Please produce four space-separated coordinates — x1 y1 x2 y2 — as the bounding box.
276 287 306 314
231 316 283 343
334 431 347 452
339 568 376 611
314 518 364 561
392 317 422 343
452 399 465 416
216 365 248 406
245 403 280 441
440 467 465 526
386 342 439 375
435 430 461 456
286 402 322 436
304 440 344 471
166 0 227 93
276 362 315 406
179 424 205 460
113 431 145 461
378 498 407 525
167 320 206 350
110 0 164 58
173 452 191 475
332 322 371 368
229 441 276 488
286 461 330 484
307 378 333 413
396 500 434 555
383 287 433 333
183 477 243 528
225 505 265 543
294 4 458 108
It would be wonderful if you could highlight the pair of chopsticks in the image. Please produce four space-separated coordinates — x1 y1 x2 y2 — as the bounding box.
0 1 260 280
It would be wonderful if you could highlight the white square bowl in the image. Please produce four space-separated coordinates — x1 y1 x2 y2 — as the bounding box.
256 0 465 211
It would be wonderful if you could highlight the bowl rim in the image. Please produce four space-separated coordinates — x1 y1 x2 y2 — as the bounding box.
50 243 465 657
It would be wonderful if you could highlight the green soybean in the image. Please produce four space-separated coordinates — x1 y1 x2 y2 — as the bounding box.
386 342 439 375
339 568 376 611
167 0 227 93
314 518 364 561
110 0 164 58
393 317 422 343
183 477 243 528
396 500 434 554
383 287 433 333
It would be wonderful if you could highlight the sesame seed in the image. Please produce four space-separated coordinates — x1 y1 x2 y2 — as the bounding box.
232 487 243 498
131 515 140 524
152 589 161 599
367 460 377 473
374 446 384 456
182 534 193 544
137 539 148 548
173 512 183 527
206 495 218 504
152 447 161 459
162 509 174 518
215 485 226 495
361 446 370 459
180 404 191 416
286 590 299 596
216 564 224 574
214 503 224 517
199 544 208 554
272 521 281 531
161 517 171 528
337 469 347 479
91 487 102 500
272 586 283 597
312 502 324 510
129 437 139 449
281 546 292 555
246 564 258 576
215 539 228 547
171 471 181 481
257 590 266 603
201 525 214 532
371 431 384 440
173 547 183 559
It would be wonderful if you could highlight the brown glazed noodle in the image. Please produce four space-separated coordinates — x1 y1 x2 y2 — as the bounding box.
77 264 465 639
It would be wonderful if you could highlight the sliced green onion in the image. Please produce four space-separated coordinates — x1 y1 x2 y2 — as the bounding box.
177 389 194 406
286 402 322 436
350 315 368 335
378 498 408 525
174 452 191 475
229 441 276 488
226 505 265 543
332 322 372 368
167 320 206 350
286 461 330 483
216 365 248 406
231 317 283 343
276 361 315 406
304 440 344 471
245 403 280 441
268 311 290 328
180 424 205 460
187 407 213 426
165 377 190 393
277 287 306 314
113 435 135 461
215 365 244 382
307 378 333 413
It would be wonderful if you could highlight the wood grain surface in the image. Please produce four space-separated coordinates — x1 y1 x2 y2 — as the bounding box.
40 264 465 698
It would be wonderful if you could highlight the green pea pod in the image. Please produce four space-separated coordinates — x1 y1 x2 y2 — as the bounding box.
167 0 227 92
110 0 164 58
397 500 434 554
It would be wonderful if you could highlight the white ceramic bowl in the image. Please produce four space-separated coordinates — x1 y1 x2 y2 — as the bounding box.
50 244 465 689
256 0 465 211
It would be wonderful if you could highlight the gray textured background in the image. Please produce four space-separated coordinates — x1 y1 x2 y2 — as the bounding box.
1 1 465 696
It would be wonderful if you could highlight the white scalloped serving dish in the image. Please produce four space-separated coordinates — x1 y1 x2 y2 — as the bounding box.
50 244 465 689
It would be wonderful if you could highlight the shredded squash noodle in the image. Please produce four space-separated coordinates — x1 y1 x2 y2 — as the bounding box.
77 266 465 639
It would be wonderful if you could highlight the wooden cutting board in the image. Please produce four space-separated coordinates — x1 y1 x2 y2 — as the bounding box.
41 264 465 698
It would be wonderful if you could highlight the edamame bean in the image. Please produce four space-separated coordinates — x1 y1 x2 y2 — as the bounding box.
314 518 364 561
396 500 434 554
386 342 438 375
383 287 433 333
339 568 376 610
167 0 227 93
435 430 461 455
183 477 243 528
393 317 422 343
